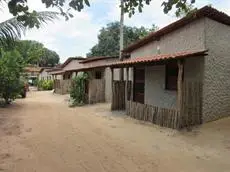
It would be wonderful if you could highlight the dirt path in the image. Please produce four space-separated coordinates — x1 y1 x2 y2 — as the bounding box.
0 91 230 172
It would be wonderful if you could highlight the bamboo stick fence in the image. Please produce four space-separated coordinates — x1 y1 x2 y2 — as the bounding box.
180 81 203 128
125 81 203 129
126 101 180 129
54 79 72 94
88 79 105 104
111 80 131 110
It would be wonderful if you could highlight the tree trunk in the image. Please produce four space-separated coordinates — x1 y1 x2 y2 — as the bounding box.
119 0 124 80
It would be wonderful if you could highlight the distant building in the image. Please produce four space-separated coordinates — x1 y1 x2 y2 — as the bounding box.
24 66 41 85
39 67 54 80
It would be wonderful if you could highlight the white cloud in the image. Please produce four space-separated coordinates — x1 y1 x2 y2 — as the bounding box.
0 0 230 63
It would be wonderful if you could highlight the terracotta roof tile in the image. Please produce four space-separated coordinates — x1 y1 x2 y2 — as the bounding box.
107 50 208 68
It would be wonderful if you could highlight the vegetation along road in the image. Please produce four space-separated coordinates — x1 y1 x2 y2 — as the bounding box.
0 91 230 172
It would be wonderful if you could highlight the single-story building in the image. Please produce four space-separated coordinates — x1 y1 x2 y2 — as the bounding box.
38 67 54 80
100 6 230 129
65 56 123 103
48 57 85 94
48 55 129 104
24 66 41 86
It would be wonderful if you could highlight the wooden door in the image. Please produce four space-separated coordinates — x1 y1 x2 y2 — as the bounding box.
133 67 145 104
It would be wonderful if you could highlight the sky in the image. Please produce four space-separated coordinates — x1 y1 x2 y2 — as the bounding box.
1 0 230 62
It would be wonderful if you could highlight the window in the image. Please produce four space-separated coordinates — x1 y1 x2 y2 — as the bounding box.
95 71 102 79
133 67 145 104
165 62 178 90
64 73 71 80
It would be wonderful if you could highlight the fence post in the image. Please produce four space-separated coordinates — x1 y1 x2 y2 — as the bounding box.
177 59 184 129
111 68 114 110
125 67 129 108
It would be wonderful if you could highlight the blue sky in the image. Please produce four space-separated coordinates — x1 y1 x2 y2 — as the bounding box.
0 0 230 62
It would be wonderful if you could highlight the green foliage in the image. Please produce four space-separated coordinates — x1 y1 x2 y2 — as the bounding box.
87 22 158 57
6 0 197 23
0 11 58 48
70 73 88 106
0 49 25 104
174 3 197 18
38 80 54 90
15 40 60 67
162 0 196 16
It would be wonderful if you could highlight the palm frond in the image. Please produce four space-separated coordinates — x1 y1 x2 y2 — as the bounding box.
32 11 60 27
0 11 59 49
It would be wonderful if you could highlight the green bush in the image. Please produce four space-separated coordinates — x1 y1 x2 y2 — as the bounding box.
33 78 38 86
38 80 53 90
0 50 25 104
70 73 88 106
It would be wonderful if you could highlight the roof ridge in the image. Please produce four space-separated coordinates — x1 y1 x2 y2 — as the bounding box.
123 6 230 53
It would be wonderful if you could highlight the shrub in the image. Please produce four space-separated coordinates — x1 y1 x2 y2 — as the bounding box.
70 73 88 106
38 80 53 90
0 50 24 104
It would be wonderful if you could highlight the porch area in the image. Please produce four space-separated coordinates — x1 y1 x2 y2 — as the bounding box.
109 50 207 129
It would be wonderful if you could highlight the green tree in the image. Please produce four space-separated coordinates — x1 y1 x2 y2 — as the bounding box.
5 0 197 22
39 48 60 67
0 49 24 104
87 22 158 57
15 40 43 64
15 40 60 67
0 11 58 48
175 3 196 18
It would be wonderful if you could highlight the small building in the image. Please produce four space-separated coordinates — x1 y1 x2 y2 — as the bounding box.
38 67 54 80
24 66 41 86
48 55 126 104
68 56 122 103
48 57 85 94
106 6 230 129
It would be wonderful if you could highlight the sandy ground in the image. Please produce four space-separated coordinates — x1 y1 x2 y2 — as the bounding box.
0 91 230 172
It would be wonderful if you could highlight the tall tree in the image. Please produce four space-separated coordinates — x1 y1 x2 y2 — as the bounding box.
39 48 60 67
87 22 158 57
0 0 197 47
0 49 24 104
0 11 58 48
15 40 60 67
5 0 197 23
175 3 196 18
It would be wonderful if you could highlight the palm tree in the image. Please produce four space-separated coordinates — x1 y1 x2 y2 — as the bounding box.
0 11 58 48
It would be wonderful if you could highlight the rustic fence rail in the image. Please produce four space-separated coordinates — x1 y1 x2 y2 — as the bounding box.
53 79 72 94
125 81 202 129
111 81 131 110
88 79 105 104
180 81 203 128
126 101 180 129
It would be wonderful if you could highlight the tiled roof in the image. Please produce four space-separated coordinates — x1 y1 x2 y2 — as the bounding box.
81 55 130 64
106 50 208 68
48 70 65 75
39 67 53 73
123 6 230 53
24 66 41 72
61 57 85 68
80 56 119 64
61 50 207 72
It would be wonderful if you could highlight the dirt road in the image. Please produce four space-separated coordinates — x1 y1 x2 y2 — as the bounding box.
0 91 230 172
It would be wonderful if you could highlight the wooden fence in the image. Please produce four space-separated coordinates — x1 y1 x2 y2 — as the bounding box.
88 79 105 104
111 81 131 110
125 81 202 129
126 101 180 129
180 81 203 128
53 79 72 95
